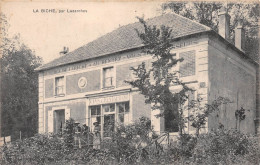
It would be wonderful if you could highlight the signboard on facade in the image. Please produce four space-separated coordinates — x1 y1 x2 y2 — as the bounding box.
171 40 198 49
89 94 129 105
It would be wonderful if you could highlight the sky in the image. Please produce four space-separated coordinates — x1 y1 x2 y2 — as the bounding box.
2 1 163 64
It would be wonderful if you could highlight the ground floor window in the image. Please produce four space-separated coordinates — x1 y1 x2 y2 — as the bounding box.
165 103 179 132
164 91 195 133
89 102 130 138
90 105 101 129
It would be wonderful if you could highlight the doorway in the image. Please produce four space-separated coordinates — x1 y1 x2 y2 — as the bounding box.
54 109 65 134
103 114 115 137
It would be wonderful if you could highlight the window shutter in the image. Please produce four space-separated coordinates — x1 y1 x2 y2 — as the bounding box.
180 50 196 77
48 111 53 133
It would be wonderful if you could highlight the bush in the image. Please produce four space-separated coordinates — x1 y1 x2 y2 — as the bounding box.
1 119 259 165
106 116 154 164
167 133 197 160
1 134 69 164
0 134 116 165
192 129 260 165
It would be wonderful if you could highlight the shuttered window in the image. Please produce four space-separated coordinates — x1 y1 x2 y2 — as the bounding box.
179 50 196 77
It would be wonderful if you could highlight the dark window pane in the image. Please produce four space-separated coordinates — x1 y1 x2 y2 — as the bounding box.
97 117 101 123
110 104 115 112
125 102 129 112
104 105 109 112
165 103 179 132
91 108 96 116
119 104 124 113
97 107 101 115
118 114 124 123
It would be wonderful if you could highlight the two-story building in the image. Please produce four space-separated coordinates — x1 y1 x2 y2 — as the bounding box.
36 10 259 137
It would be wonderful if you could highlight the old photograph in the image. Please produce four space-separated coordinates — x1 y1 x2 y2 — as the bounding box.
0 1 259 164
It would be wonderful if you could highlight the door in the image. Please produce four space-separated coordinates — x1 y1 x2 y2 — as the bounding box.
54 110 65 134
103 114 115 137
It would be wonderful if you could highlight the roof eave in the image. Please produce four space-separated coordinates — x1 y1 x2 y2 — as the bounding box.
35 29 258 73
35 45 145 72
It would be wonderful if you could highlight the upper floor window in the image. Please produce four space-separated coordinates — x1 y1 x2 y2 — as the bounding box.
55 76 64 96
103 67 114 88
179 50 196 77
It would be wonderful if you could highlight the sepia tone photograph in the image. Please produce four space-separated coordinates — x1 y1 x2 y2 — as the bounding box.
0 1 259 164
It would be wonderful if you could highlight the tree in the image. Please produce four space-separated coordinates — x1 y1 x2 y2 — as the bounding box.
161 2 259 62
0 13 42 140
126 17 233 137
188 96 232 136
126 17 192 135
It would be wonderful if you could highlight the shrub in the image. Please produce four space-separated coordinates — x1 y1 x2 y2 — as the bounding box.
1 134 69 165
1 119 259 165
192 129 260 165
106 116 154 164
63 118 75 148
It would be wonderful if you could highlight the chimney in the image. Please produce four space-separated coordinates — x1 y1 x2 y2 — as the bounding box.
235 20 245 51
59 47 69 56
218 7 230 40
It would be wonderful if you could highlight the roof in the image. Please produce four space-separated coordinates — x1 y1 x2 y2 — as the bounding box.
36 13 211 71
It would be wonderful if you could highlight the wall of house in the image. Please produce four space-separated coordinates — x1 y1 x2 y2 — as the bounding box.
44 99 86 133
38 72 44 133
38 49 153 133
208 37 257 134
66 70 100 95
131 91 151 121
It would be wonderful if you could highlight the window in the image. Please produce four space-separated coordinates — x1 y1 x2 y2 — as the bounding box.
117 102 129 124
165 101 179 132
90 105 101 129
55 76 64 96
89 102 130 138
164 91 196 133
179 50 195 77
103 104 115 113
103 67 114 88
103 104 115 137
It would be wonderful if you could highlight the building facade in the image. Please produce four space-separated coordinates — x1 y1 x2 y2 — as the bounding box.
36 11 259 137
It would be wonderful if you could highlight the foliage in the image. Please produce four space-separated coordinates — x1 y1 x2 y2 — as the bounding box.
126 17 193 135
0 117 153 165
192 129 260 165
1 118 259 165
188 96 232 136
104 117 154 163
235 107 250 131
62 118 75 148
0 13 43 140
161 133 197 163
161 2 259 62
126 18 232 137
1 134 67 164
